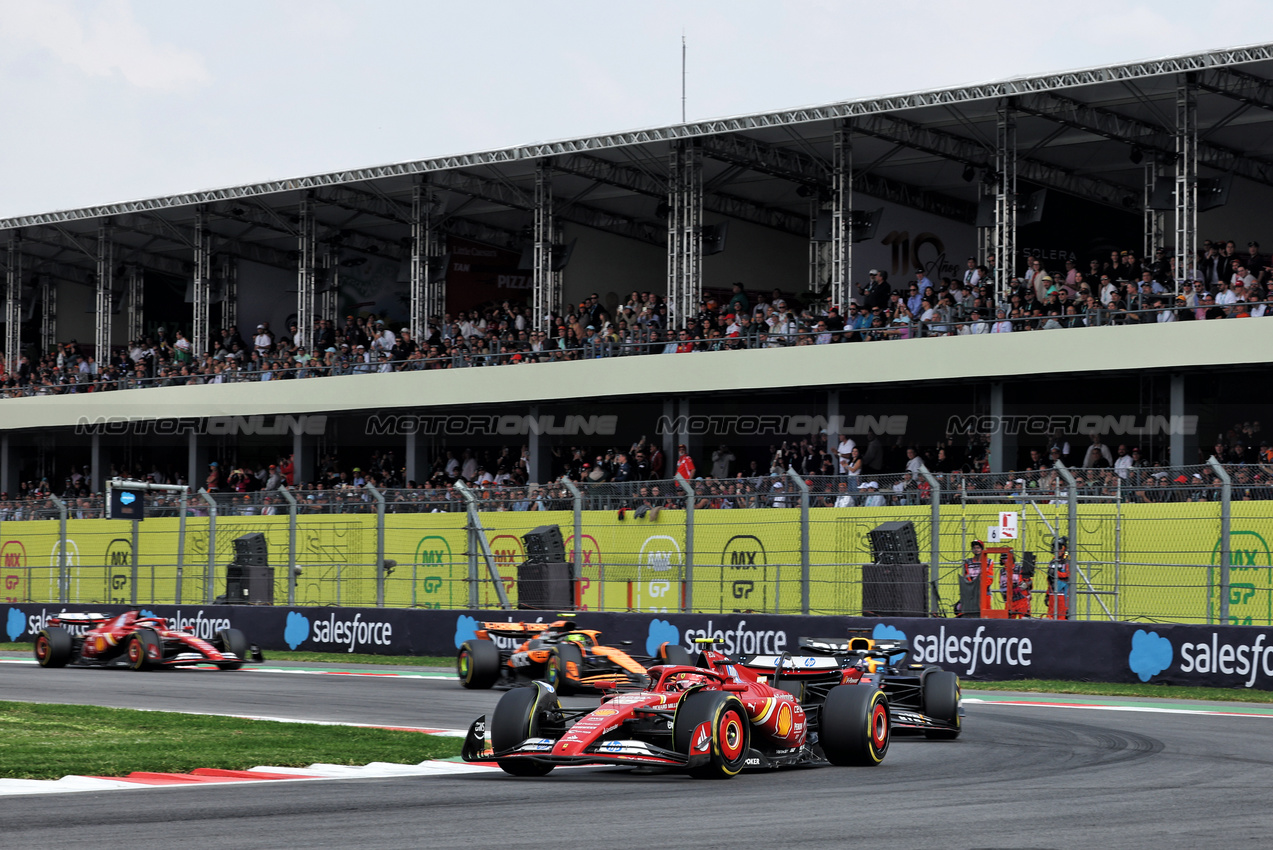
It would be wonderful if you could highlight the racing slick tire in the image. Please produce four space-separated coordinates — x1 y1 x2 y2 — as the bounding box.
457 639 501 689
126 629 162 672
921 670 961 740
215 628 249 670
490 683 561 776
34 627 73 668
820 685 890 766
545 643 584 696
657 643 692 667
673 690 751 779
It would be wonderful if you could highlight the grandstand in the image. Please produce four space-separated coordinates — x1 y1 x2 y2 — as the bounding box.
1 43 1273 497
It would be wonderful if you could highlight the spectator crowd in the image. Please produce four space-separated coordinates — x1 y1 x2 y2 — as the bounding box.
0 238 1270 398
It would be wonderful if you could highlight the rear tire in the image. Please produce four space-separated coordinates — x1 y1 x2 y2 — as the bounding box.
34 627 73 668
820 685 890 766
673 690 750 779
126 629 162 672
215 628 248 670
490 684 560 776
457 639 500 689
545 643 584 696
922 670 961 739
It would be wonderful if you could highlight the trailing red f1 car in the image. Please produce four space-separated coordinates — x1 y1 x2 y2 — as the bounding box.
461 639 890 778
33 610 263 671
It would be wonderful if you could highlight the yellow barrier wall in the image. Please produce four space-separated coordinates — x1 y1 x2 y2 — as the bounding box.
2 502 1269 623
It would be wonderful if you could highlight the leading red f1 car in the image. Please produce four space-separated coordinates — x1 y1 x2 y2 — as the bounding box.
33 610 263 671
461 639 890 778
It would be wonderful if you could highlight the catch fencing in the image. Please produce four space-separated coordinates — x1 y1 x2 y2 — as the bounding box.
0 460 1269 625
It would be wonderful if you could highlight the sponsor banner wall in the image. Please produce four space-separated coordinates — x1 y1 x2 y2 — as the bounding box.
2 502 1270 624
7 603 1273 691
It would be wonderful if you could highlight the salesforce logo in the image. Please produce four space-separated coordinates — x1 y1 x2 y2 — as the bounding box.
284 611 310 649
455 615 479 648
6 607 24 641
646 618 679 657
1128 629 1173 682
871 623 909 664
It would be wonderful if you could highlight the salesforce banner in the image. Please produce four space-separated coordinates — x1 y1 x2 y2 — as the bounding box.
6 603 1273 691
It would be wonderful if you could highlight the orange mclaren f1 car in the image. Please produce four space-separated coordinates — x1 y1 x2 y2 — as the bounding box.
456 619 690 695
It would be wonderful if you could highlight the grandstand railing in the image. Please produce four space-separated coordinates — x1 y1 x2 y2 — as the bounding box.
3 299 1269 399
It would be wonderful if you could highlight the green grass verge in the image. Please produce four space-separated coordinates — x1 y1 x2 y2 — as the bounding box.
0 701 462 780
962 679 1273 703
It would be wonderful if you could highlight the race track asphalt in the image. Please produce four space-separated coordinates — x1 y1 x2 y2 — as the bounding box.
3 656 1272 849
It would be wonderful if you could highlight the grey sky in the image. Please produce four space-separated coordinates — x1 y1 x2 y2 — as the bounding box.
0 0 1268 219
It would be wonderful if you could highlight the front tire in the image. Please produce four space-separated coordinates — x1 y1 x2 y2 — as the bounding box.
490 683 560 776
126 629 162 672
673 690 750 779
34 627 73 668
457 639 500 689
820 685 890 766
922 670 961 739
215 628 248 670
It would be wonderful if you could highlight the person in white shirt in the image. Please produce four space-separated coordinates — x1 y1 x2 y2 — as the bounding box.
1215 280 1239 306
991 310 1013 333
253 324 272 355
862 482 886 507
1113 444 1135 480
962 257 981 290
836 436 856 475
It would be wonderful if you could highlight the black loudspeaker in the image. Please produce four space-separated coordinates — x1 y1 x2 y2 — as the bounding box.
517 560 572 610
523 525 566 564
868 521 920 565
233 533 269 567
861 562 926 617
226 533 271 604
225 565 274 605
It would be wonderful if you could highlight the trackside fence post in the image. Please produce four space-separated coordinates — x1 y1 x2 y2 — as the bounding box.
1209 455 1232 625
176 490 188 605
918 464 942 616
278 486 298 605
676 475 694 613
50 495 67 604
198 489 217 605
787 469 810 615
1054 462 1079 619
367 483 386 608
561 478 584 604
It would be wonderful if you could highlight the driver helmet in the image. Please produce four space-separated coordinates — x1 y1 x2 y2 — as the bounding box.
667 672 709 692
562 634 586 645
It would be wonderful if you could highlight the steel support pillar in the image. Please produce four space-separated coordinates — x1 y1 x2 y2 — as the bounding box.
193 207 211 357
95 223 113 361
39 274 55 353
989 382 1005 474
1175 75 1198 293
808 199 830 296
320 250 338 330
1144 158 1168 263
220 256 237 332
532 162 562 332
297 196 317 351
667 140 702 330
4 236 20 370
830 122 851 312
410 182 427 340
994 102 1018 302
125 264 143 342
1170 373 1186 468
977 183 995 269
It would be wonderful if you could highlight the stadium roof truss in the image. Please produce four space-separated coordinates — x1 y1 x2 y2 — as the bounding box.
4 42 1273 361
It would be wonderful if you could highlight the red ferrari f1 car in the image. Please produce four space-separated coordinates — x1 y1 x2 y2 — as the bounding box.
34 610 263 671
461 639 890 778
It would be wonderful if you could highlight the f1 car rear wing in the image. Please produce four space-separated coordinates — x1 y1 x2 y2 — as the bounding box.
475 620 578 639
797 636 911 661
49 612 114 626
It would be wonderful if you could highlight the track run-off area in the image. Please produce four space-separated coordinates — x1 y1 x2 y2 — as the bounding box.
3 655 1272 850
